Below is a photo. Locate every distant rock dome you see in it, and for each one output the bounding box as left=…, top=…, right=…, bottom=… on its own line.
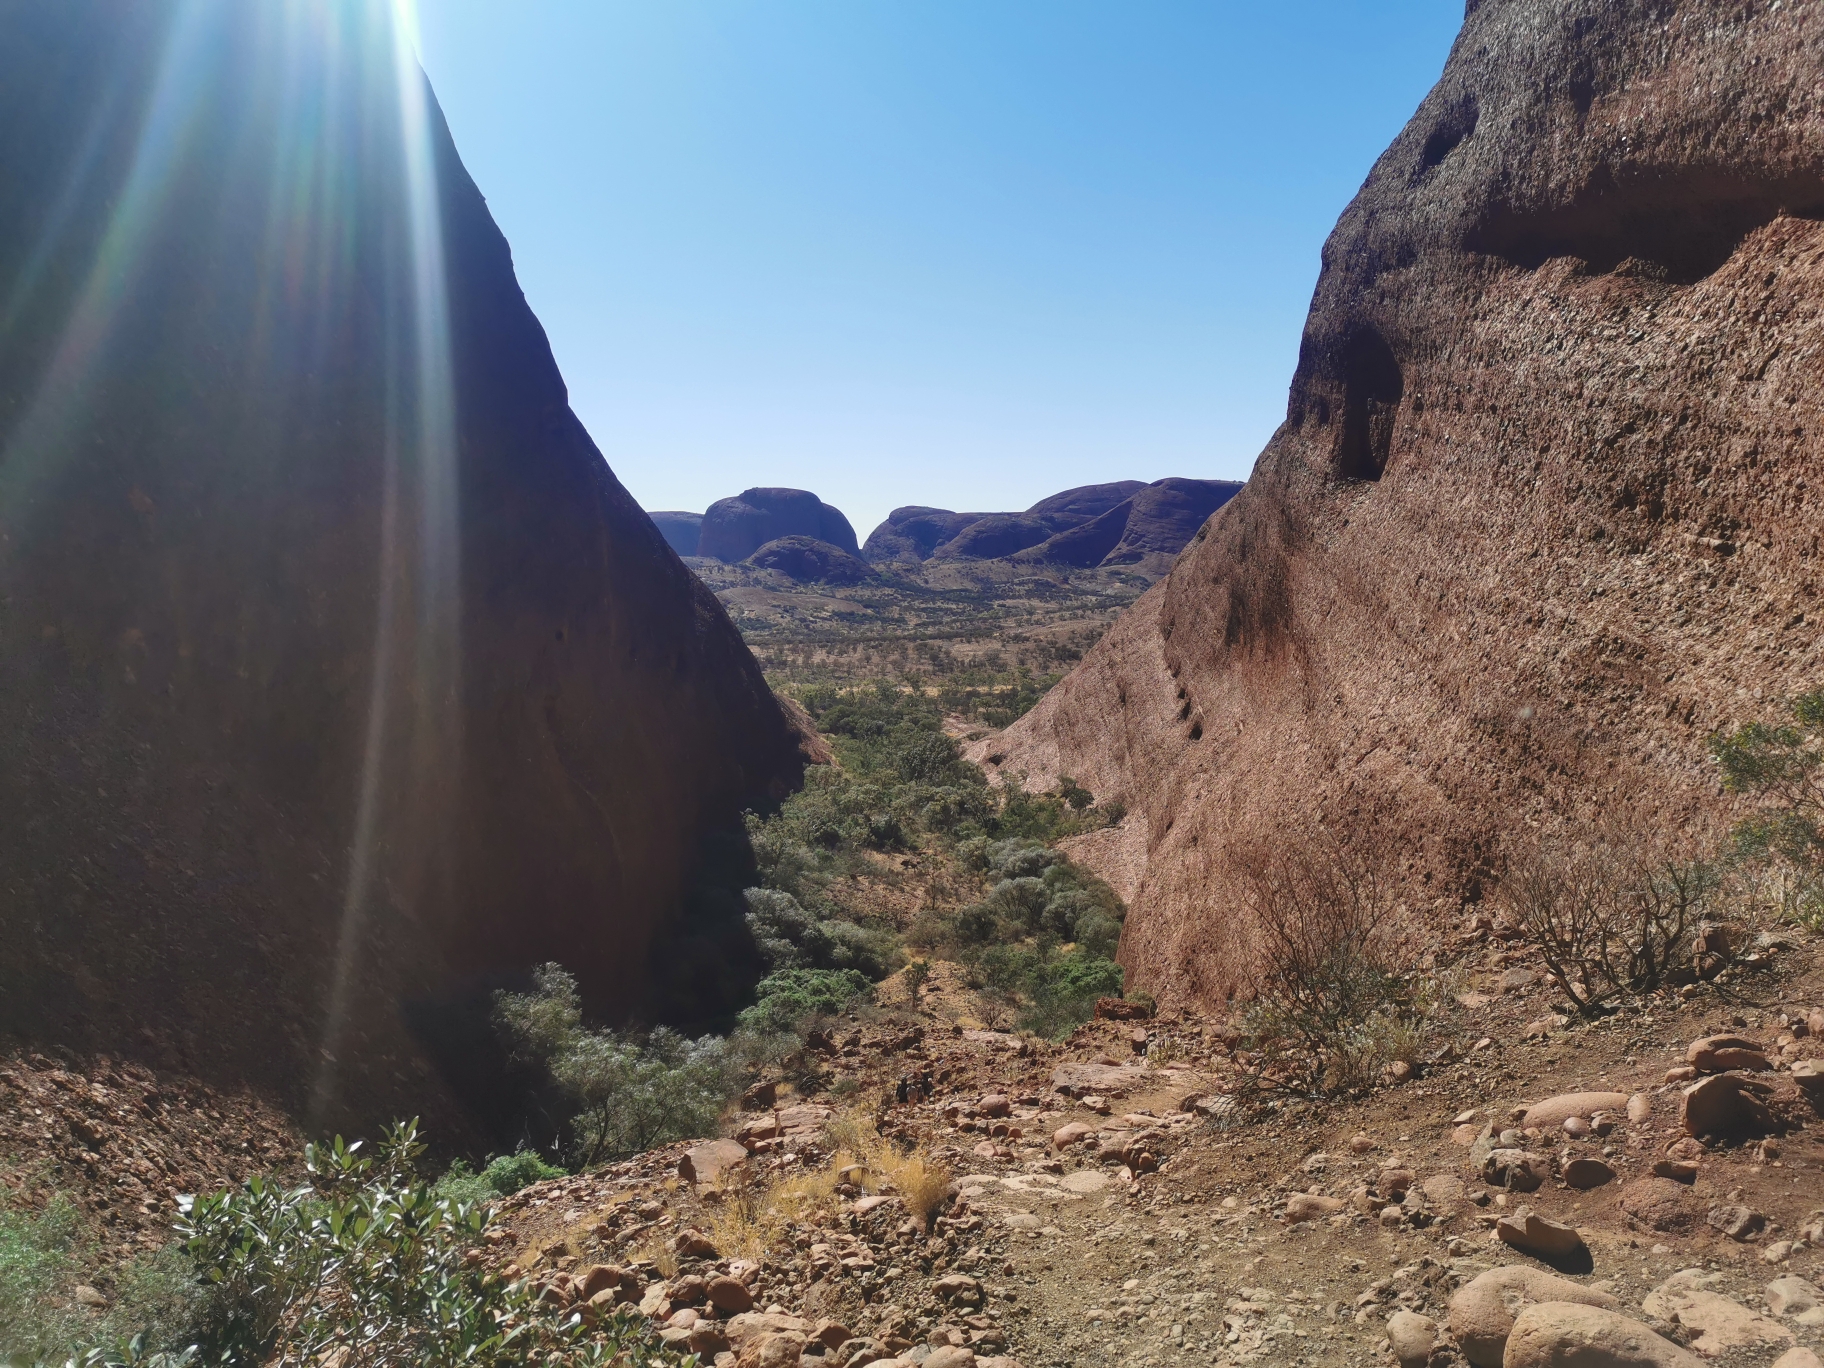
left=745, top=536, right=875, bottom=585
left=648, top=511, right=702, bottom=557
left=698, top=488, right=858, bottom=562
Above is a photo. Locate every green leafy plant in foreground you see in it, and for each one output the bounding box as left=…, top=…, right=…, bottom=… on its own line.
left=172, top=1120, right=691, bottom=1368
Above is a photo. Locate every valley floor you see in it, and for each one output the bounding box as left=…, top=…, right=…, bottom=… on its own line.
left=482, top=930, right=1824, bottom=1368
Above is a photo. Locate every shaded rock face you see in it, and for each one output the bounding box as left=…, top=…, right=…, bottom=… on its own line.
left=977, top=0, right=1824, bottom=1009
left=698, top=488, right=859, bottom=562
left=0, top=1, right=808, bottom=1135
left=744, top=537, right=875, bottom=586
left=650, top=511, right=704, bottom=557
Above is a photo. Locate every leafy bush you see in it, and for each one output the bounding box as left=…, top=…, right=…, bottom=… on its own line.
left=737, top=968, right=873, bottom=1036
left=742, top=889, right=893, bottom=977
left=435, top=1150, right=567, bottom=1206
left=163, top=1121, right=689, bottom=1368
left=1711, top=689, right=1824, bottom=928
left=931, top=854, right=1124, bottom=956
left=1019, top=952, right=1126, bottom=1039
left=985, top=839, right=1060, bottom=879
left=496, top=965, right=735, bottom=1165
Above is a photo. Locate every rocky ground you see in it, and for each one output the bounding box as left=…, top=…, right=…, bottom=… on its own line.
left=0, top=1052, right=298, bottom=1267
left=472, top=923, right=1824, bottom=1368
left=2, top=866, right=1820, bottom=1368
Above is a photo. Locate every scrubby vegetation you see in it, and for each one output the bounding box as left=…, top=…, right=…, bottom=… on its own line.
left=433, top=1150, right=567, bottom=1206
left=3, top=1124, right=691, bottom=1368
left=1712, top=686, right=1824, bottom=932
left=495, top=966, right=736, bottom=1167
left=708, top=1110, right=952, bottom=1262
left=1228, top=828, right=1446, bottom=1098
left=1498, top=839, right=1718, bottom=1017
left=742, top=681, right=1132, bottom=1039
left=0, top=1200, right=210, bottom=1366
left=1484, top=688, right=1824, bottom=1023
left=904, top=835, right=1129, bottom=1037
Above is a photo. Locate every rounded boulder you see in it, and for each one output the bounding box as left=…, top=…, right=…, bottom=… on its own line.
left=1504, top=1301, right=1704, bottom=1368
left=1448, top=1266, right=1618, bottom=1368
left=1386, top=1309, right=1436, bottom=1368
left=1522, top=1093, right=1630, bottom=1129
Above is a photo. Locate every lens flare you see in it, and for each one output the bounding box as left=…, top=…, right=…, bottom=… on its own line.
left=311, top=0, right=462, bottom=1129
left=0, top=0, right=214, bottom=526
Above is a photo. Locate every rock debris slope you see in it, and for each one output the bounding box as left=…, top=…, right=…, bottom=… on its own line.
left=0, top=2, right=807, bottom=1134
left=976, top=0, right=1824, bottom=1008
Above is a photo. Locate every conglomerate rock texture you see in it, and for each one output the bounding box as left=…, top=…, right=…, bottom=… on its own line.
left=977, top=0, right=1824, bottom=1009
left=0, top=1, right=808, bottom=1136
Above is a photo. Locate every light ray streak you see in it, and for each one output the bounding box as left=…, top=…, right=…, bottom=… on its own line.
left=0, top=0, right=216, bottom=530
left=310, top=0, right=462, bottom=1127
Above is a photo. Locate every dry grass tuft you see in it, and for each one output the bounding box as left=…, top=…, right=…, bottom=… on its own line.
left=705, top=1107, right=953, bottom=1258
left=633, top=1235, right=680, bottom=1279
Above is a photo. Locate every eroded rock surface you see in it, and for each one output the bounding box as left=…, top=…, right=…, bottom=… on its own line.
left=973, top=0, right=1824, bottom=1009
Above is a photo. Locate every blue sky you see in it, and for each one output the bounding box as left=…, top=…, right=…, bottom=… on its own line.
left=414, top=2, right=1464, bottom=539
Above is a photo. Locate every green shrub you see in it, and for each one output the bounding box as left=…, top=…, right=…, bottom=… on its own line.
left=496, top=965, right=735, bottom=1166
left=435, top=1150, right=567, bottom=1207
left=742, top=889, right=893, bottom=977
left=986, top=839, right=1059, bottom=879
left=1019, top=953, right=1126, bottom=1039
left=1710, top=689, right=1824, bottom=928
left=737, top=968, right=873, bottom=1036
left=164, top=1121, right=689, bottom=1368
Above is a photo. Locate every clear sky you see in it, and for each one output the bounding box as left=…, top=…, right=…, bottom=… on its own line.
left=413, top=2, right=1465, bottom=540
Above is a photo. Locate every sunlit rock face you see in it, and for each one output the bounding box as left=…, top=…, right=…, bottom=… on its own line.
left=0, top=2, right=808, bottom=1136
left=981, top=0, right=1824, bottom=1010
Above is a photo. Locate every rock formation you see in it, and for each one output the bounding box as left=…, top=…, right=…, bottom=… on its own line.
left=1025, top=481, right=1148, bottom=531
left=977, top=0, right=1824, bottom=1009
left=931, top=513, right=1055, bottom=562
left=860, top=507, right=989, bottom=564
left=0, top=1, right=809, bottom=1135
left=698, top=488, right=859, bottom=562
left=1011, top=479, right=1243, bottom=571
left=745, top=536, right=875, bottom=586
left=862, top=478, right=1234, bottom=570
left=649, top=511, right=704, bottom=557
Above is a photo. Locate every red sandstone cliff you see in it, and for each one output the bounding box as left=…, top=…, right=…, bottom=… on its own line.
left=975, top=0, right=1824, bottom=1009
left=0, top=2, right=809, bottom=1136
